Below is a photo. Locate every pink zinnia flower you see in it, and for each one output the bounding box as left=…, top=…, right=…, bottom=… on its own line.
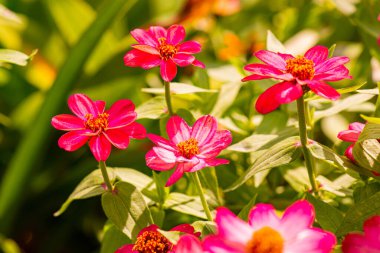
left=175, top=234, right=203, bottom=253
left=242, top=45, right=351, bottom=114
left=342, top=215, right=380, bottom=253
left=51, top=93, right=146, bottom=161
left=115, top=224, right=200, bottom=253
left=124, top=24, right=205, bottom=82
left=203, top=200, right=336, bottom=253
left=337, top=122, right=365, bottom=162
left=146, top=115, right=232, bottom=186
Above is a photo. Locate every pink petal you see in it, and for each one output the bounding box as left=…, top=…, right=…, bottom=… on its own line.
left=68, top=93, right=98, bottom=119
left=121, top=122, right=146, bottom=139
left=149, top=26, right=167, bottom=39
left=363, top=215, right=380, bottom=243
left=166, top=164, right=185, bottom=186
left=130, top=28, right=158, bottom=47
left=304, top=45, right=328, bottom=65
left=95, top=100, right=106, bottom=113
left=160, top=60, right=177, bottom=82
left=306, top=80, right=340, bottom=100
left=145, top=149, right=175, bottom=171
left=255, top=88, right=281, bottom=114
left=344, top=144, right=356, bottom=162
left=216, top=207, right=253, bottom=245
left=153, top=146, right=177, bottom=163
left=286, top=228, right=336, bottom=253
left=349, top=122, right=365, bottom=132
left=191, top=115, right=217, bottom=146
left=200, top=130, right=232, bottom=158
left=147, top=133, right=176, bottom=151
left=187, top=158, right=206, bottom=172
left=315, top=56, right=350, bottom=73
left=278, top=53, right=294, bottom=61
left=203, top=235, right=245, bottom=253
left=170, top=224, right=196, bottom=234
left=115, top=244, right=136, bottom=253
left=166, top=116, right=191, bottom=144
left=103, top=129, right=130, bottom=149
left=58, top=130, right=90, bottom=151
left=254, top=50, right=287, bottom=70
left=52, top=114, right=84, bottom=131
left=205, top=158, right=230, bottom=167
left=107, top=100, right=136, bottom=129
left=192, top=59, right=205, bottom=68
left=172, top=54, right=195, bottom=67
left=275, top=81, right=303, bottom=103
left=175, top=235, right=203, bottom=253
left=89, top=134, right=111, bottom=161
left=314, top=65, right=351, bottom=81
left=243, top=64, right=293, bottom=81
left=124, top=49, right=161, bottom=69
left=337, top=130, right=360, bottom=142
left=131, top=44, right=159, bottom=55
left=167, top=25, right=185, bottom=45
left=342, top=234, right=369, bottom=253
left=248, top=203, right=280, bottom=230
left=178, top=41, right=202, bottom=54
left=138, top=224, right=160, bottom=236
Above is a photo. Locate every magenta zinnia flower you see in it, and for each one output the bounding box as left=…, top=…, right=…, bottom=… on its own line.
left=175, top=234, right=203, bottom=253
left=203, top=200, right=336, bottom=253
left=242, top=45, right=351, bottom=114
left=337, top=122, right=365, bottom=162
left=146, top=115, right=232, bottom=186
left=51, top=93, right=146, bottom=161
left=115, top=224, right=200, bottom=253
left=342, top=215, right=380, bottom=253
left=124, top=24, right=205, bottom=82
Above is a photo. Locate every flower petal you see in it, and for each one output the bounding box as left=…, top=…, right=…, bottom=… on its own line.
left=254, top=50, right=287, bottom=70
left=342, top=234, right=368, bottom=253
left=115, top=244, right=137, bottom=253
left=337, top=130, right=360, bottom=142
left=286, top=228, right=336, bottom=253
left=172, top=54, right=195, bottom=67
left=149, top=26, right=167, bottom=39
left=200, top=130, right=232, bottom=158
left=204, top=158, right=230, bottom=167
left=178, top=41, right=202, bottom=54
left=121, top=122, right=146, bottom=139
left=58, top=130, right=90, bottom=151
left=192, top=59, right=205, bottom=68
left=146, top=149, right=175, bottom=171
left=304, top=45, right=328, bottom=65
left=175, top=235, right=203, bottom=253
left=191, top=115, right=217, bottom=146
left=147, top=133, right=176, bottom=151
left=349, top=122, right=365, bottom=132
left=248, top=203, right=280, bottom=230
left=364, top=216, right=380, bottom=244
left=203, top=235, right=245, bottom=253
left=170, top=224, right=196, bottom=234
left=153, top=147, right=177, bottom=163
left=160, top=60, right=177, bottom=82
left=306, top=80, right=340, bottom=100
left=315, top=56, right=350, bottom=73
left=344, top=144, right=355, bottom=162
left=95, top=100, right=106, bottom=113
left=243, top=64, right=293, bottom=81
left=89, top=134, right=111, bottom=161
left=167, top=25, right=185, bottom=45
left=124, top=49, right=161, bottom=69
left=52, top=114, right=84, bottom=131
left=131, top=44, right=159, bottom=55
left=68, top=93, right=98, bottom=119
left=313, top=65, right=351, bottom=81
left=275, top=81, right=303, bottom=103
left=166, top=116, right=191, bottom=144
left=103, top=129, right=130, bottom=149
left=166, top=164, right=185, bottom=186
left=130, top=28, right=158, bottom=47
left=107, top=100, right=137, bottom=129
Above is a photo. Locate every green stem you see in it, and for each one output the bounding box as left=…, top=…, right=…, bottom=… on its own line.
left=164, top=81, right=174, bottom=116
left=99, top=161, right=113, bottom=192
left=296, top=96, right=319, bottom=193
left=192, top=171, right=213, bottom=221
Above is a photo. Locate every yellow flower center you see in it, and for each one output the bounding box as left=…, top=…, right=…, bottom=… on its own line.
left=158, top=37, right=178, bottom=60
left=84, top=113, right=109, bottom=132
left=245, top=227, right=284, bottom=253
left=285, top=56, right=315, bottom=80
left=177, top=138, right=200, bottom=159
left=132, top=230, right=173, bottom=253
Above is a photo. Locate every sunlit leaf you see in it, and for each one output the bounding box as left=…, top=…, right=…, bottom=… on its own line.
left=100, top=221, right=130, bottom=253
left=163, top=192, right=208, bottom=219
left=142, top=82, right=218, bottom=95
left=0, top=49, right=36, bottom=67
left=191, top=221, right=216, bottom=236
left=266, top=30, right=286, bottom=52
left=136, top=96, right=167, bottom=119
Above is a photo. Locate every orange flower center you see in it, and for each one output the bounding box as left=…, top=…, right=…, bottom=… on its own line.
left=84, top=113, right=109, bottom=132
left=132, top=230, right=173, bottom=253
left=158, top=37, right=178, bottom=60
left=177, top=138, right=200, bottom=159
left=285, top=56, right=315, bottom=80
left=245, top=226, right=284, bottom=253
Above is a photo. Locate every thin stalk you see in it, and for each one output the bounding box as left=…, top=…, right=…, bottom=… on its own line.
left=192, top=171, right=213, bottom=221
left=164, top=81, right=174, bottom=116
left=297, top=96, right=319, bottom=193
left=99, top=161, right=113, bottom=192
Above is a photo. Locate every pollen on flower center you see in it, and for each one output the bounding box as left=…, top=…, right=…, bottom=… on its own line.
left=158, top=37, right=178, bottom=61
left=177, top=138, right=200, bottom=159
left=245, top=226, right=284, bottom=253
left=84, top=113, right=109, bottom=132
left=132, top=230, right=173, bottom=253
left=285, top=56, right=315, bottom=80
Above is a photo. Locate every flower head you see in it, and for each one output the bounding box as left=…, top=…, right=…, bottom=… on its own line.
left=146, top=115, right=232, bottom=186
left=115, top=224, right=200, bottom=253
left=203, top=200, right=336, bottom=253
left=174, top=234, right=203, bottom=253
left=51, top=93, right=146, bottom=161
left=342, top=215, right=380, bottom=253
left=337, top=122, right=365, bottom=162
left=242, top=45, right=351, bottom=114
left=124, top=24, right=205, bottom=82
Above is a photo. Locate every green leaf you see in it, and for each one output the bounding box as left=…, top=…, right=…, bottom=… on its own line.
left=328, top=44, right=336, bottom=58
left=136, top=96, right=167, bottom=119
left=163, top=192, right=208, bottom=219
left=255, top=111, right=289, bottom=134
left=100, top=222, right=130, bottom=253
left=199, top=167, right=222, bottom=206
left=152, top=171, right=170, bottom=205
left=266, top=30, right=286, bottom=52
left=336, top=191, right=380, bottom=236
left=361, top=115, right=380, bottom=124
left=142, top=82, right=218, bottom=95
left=226, top=136, right=301, bottom=192
left=282, top=165, right=310, bottom=192
left=336, top=81, right=366, bottom=94
left=210, top=81, right=243, bottom=117
left=238, top=194, right=257, bottom=220
left=191, top=221, right=216, bottom=236
left=306, top=194, right=344, bottom=233
left=102, top=181, right=153, bottom=240
left=157, top=230, right=181, bottom=244
left=353, top=182, right=380, bottom=203
left=0, top=49, right=36, bottom=66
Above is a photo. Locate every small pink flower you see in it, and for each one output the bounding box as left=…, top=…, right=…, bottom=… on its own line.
left=337, top=122, right=365, bottom=162
left=175, top=234, right=204, bottom=253
left=342, top=215, right=380, bottom=253
left=203, top=200, right=336, bottom=253
left=146, top=115, right=232, bottom=186
left=51, top=93, right=146, bottom=161
left=242, top=45, right=352, bottom=114
left=115, top=224, right=200, bottom=253
left=124, top=24, right=205, bottom=82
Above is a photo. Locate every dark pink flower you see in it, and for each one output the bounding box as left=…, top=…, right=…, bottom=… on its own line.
left=342, top=215, right=380, bottom=253
left=124, top=24, right=205, bottom=82
left=146, top=115, right=232, bottom=186
left=203, top=200, right=336, bottom=253
left=51, top=93, right=146, bottom=161
left=175, top=234, right=204, bottom=253
left=115, top=224, right=200, bottom=253
left=337, top=122, right=365, bottom=162
left=242, top=45, right=352, bottom=114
